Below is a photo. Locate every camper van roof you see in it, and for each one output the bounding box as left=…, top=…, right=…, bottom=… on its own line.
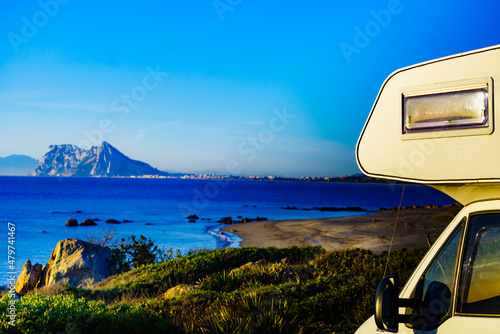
left=356, top=45, right=500, bottom=203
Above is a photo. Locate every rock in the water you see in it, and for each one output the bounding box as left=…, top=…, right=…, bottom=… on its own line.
left=186, top=215, right=199, bottom=220
left=80, top=219, right=98, bottom=226
left=105, top=219, right=121, bottom=224
left=15, top=260, right=43, bottom=296
left=65, top=218, right=78, bottom=226
left=217, top=216, right=232, bottom=224
left=38, top=238, right=112, bottom=288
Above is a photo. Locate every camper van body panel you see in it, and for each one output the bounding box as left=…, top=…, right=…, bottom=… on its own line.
left=356, top=45, right=500, bottom=184
left=431, top=183, right=500, bottom=205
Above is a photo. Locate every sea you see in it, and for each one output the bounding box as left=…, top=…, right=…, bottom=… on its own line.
left=0, top=176, right=455, bottom=285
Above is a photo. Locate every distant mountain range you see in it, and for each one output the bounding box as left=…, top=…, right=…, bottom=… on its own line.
left=0, top=155, right=39, bottom=176
left=29, top=142, right=168, bottom=177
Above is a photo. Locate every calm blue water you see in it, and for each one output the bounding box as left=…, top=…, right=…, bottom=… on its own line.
left=0, top=176, right=454, bottom=285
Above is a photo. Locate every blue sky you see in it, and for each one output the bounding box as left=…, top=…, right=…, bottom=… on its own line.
left=1, top=0, right=500, bottom=177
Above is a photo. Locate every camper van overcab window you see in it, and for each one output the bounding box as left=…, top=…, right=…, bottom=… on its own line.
left=355, top=45, right=500, bottom=333
left=403, top=83, right=489, bottom=133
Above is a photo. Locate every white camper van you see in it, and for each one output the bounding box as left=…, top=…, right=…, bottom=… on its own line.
left=355, top=45, right=500, bottom=333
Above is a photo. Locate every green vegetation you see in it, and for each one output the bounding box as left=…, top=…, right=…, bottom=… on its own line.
left=0, top=294, right=176, bottom=334
left=1, top=246, right=428, bottom=334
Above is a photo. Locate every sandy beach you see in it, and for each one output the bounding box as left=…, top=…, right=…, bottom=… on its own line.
left=221, top=205, right=461, bottom=253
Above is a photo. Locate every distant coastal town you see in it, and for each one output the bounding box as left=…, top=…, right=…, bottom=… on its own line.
left=131, top=173, right=392, bottom=184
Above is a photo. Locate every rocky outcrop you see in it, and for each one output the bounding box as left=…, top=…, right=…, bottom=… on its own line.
left=66, top=218, right=78, bottom=226
left=30, top=142, right=168, bottom=177
left=15, top=260, right=43, bottom=296
left=105, top=219, right=121, bottom=224
left=80, top=219, right=98, bottom=226
left=38, top=239, right=112, bottom=288
left=15, top=239, right=113, bottom=295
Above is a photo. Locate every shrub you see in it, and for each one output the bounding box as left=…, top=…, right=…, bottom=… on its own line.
left=196, top=294, right=309, bottom=334
left=116, top=235, right=161, bottom=271
left=0, top=294, right=177, bottom=334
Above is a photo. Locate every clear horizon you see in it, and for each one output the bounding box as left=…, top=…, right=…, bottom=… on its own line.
left=2, top=1, right=500, bottom=177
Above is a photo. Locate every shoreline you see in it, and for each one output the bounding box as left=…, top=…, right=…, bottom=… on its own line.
left=221, top=205, right=460, bottom=253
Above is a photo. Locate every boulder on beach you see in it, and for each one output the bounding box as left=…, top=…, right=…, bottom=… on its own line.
left=80, top=219, right=98, bottom=226
left=105, top=219, right=121, bottom=224
left=15, top=260, right=43, bottom=296
left=65, top=218, right=78, bottom=226
left=38, top=238, right=112, bottom=288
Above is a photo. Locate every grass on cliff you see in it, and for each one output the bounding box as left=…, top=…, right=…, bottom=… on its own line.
left=1, top=246, right=428, bottom=334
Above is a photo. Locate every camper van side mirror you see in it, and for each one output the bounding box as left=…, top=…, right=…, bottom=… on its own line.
left=375, top=276, right=417, bottom=333
left=375, top=276, right=400, bottom=332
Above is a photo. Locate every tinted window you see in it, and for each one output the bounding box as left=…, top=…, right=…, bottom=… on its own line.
left=458, top=213, right=500, bottom=315
left=407, top=223, right=463, bottom=330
